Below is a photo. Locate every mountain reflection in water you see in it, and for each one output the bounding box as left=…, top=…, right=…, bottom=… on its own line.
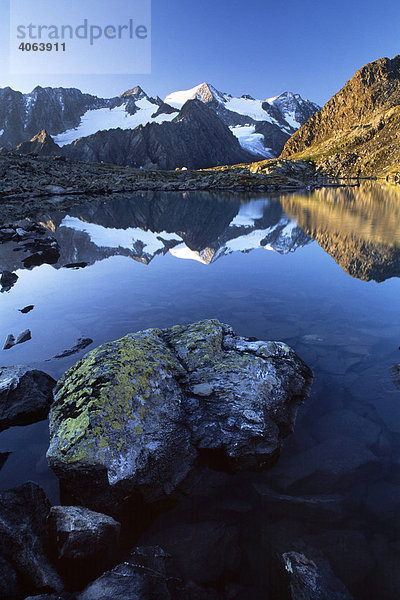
left=0, top=183, right=399, bottom=599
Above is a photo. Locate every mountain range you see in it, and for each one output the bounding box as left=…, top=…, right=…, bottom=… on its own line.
left=0, top=83, right=320, bottom=170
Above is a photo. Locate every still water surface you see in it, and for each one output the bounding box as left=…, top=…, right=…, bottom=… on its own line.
left=0, top=183, right=399, bottom=598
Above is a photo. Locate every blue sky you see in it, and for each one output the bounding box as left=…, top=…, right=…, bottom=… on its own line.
left=1, top=0, right=400, bottom=105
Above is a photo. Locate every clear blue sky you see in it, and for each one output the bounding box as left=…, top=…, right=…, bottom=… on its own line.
left=1, top=0, right=400, bottom=105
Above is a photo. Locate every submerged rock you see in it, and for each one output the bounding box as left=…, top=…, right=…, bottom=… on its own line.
left=47, top=506, right=120, bottom=585
left=391, top=364, right=400, bottom=389
left=47, top=319, right=312, bottom=514
left=0, top=482, right=63, bottom=596
left=0, top=365, right=56, bottom=432
left=77, top=546, right=170, bottom=600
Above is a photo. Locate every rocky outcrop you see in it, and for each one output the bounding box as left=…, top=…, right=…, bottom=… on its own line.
left=62, top=100, right=256, bottom=170
left=281, top=55, right=400, bottom=176
left=47, top=506, right=120, bottom=585
left=0, top=366, right=56, bottom=432
left=47, top=320, right=312, bottom=515
left=254, top=121, right=291, bottom=156
left=16, top=130, right=60, bottom=156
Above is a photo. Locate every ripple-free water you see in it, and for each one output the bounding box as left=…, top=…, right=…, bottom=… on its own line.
left=0, top=184, right=399, bottom=598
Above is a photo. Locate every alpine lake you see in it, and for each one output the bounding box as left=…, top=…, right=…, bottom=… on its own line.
left=0, top=182, right=399, bottom=599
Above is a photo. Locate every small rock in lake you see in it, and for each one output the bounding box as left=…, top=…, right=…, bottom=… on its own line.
left=16, top=329, right=32, bottom=344
left=0, top=270, right=18, bottom=292
left=19, top=304, right=34, bottom=314
left=0, top=452, right=10, bottom=471
left=3, top=334, right=16, bottom=350
left=54, top=338, right=93, bottom=359
left=0, top=365, right=56, bottom=432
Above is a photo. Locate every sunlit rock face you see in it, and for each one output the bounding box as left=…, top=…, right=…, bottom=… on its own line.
left=47, top=319, right=312, bottom=516
left=281, top=55, right=400, bottom=176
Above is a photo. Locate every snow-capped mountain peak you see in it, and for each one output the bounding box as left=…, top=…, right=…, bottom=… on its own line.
left=164, top=82, right=226, bottom=109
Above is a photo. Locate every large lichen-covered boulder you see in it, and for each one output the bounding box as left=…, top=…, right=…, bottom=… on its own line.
left=47, top=320, right=312, bottom=514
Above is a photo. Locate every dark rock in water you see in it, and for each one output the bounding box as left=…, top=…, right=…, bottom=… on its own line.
left=19, top=305, right=35, bottom=314
left=272, top=436, right=380, bottom=494
left=309, top=530, right=373, bottom=588
left=391, top=364, right=400, bottom=389
left=281, top=551, right=354, bottom=599
left=47, top=506, right=120, bottom=586
left=0, top=451, right=10, bottom=471
left=1, top=270, right=18, bottom=291
left=3, top=333, right=16, bottom=350
left=54, top=338, right=93, bottom=359
left=63, top=262, right=88, bottom=269
left=252, top=482, right=347, bottom=524
left=47, top=319, right=312, bottom=515
left=0, top=365, right=56, bottom=432
left=22, top=241, right=60, bottom=268
left=0, top=482, right=63, bottom=596
left=77, top=546, right=170, bottom=600
left=0, top=554, right=23, bottom=599
left=16, top=328, right=32, bottom=344
left=141, top=520, right=240, bottom=585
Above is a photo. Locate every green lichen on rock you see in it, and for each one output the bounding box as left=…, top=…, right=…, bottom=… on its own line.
left=47, top=319, right=313, bottom=512
left=48, top=329, right=185, bottom=472
left=163, top=319, right=229, bottom=371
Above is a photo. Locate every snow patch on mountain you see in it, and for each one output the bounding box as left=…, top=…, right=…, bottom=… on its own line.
left=224, top=96, right=275, bottom=124
left=230, top=125, right=273, bottom=158
left=54, top=98, right=176, bottom=146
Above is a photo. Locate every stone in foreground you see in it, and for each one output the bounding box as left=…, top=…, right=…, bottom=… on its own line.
left=77, top=547, right=170, bottom=600
left=47, top=320, right=312, bottom=513
left=47, top=506, right=120, bottom=585
left=0, top=482, right=63, bottom=596
left=0, top=366, right=56, bottom=432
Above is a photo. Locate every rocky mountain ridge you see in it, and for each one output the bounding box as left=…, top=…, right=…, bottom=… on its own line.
left=281, top=55, right=400, bottom=177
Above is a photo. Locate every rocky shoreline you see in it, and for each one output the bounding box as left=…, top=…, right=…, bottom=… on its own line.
left=0, top=153, right=325, bottom=224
